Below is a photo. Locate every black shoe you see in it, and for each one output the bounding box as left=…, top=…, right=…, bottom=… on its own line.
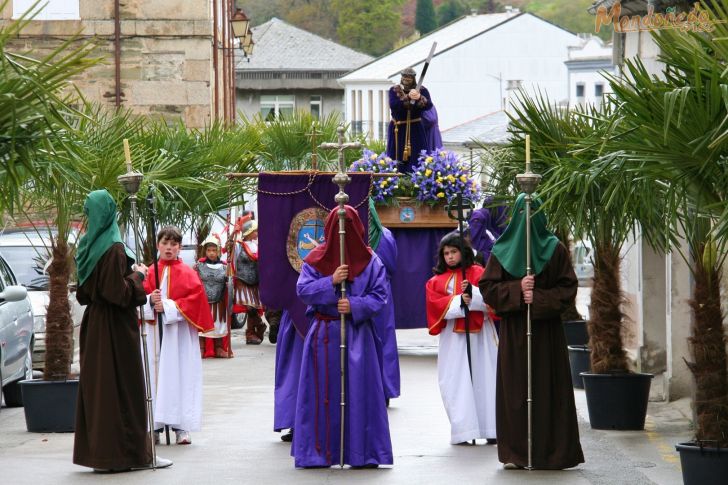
left=386, top=398, right=390, bottom=408
left=269, top=324, right=279, bottom=344
left=281, top=430, right=293, bottom=442
left=486, top=438, right=497, bottom=445
left=351, top=464, right=379, bottom=469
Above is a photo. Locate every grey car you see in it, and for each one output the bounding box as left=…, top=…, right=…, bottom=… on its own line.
left=0, top=253, right=34, bottom=408
left=0, top=229, right=83, bottom=371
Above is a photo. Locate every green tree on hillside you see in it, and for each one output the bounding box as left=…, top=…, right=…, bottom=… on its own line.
left=284, top=0, right=338, bottom=40
left=416, top=0, right=438, bottom=33
left=437, top=0, right=469, bottom=26
left=334, top=0, right=406, bottom=56
left=525, top=0, right=610, bottom=40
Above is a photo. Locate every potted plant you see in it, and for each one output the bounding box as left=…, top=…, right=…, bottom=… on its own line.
left=0, top=6, right=99, bottom=431
left=600, top=2, right=728, bottom=480
left=487, top=92, right=659, bottom=427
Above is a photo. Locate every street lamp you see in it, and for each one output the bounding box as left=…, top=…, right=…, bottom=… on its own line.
left=243, top=37, right=254, bottom=58
left=230, top=8, right=250, bottom=39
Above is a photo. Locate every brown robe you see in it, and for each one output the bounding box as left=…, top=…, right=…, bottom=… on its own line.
left=479, top=243, right=584, bottom=469
left=73, top=243, right=151, bottom=469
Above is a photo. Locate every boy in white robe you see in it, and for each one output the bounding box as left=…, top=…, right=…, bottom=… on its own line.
left=142, top=226, right=214, bottom=445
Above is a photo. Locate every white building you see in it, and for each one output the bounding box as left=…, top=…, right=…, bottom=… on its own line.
left=339, top=10, right=581, bottom=140
left=565, top=35, right=615, bottom=107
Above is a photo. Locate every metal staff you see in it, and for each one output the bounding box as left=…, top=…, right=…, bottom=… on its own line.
left=146, top=186, right=171, bottom=446
left=515, top=135, right=541, bottom=470
left=118, top=139, right=157, bottom=469
left=320, top=125, right=361, bottom=468
left=446, top=193, right=475, bottom=443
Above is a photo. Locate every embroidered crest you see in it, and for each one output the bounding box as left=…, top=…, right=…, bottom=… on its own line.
left=287, top=207, right=328, bottom=272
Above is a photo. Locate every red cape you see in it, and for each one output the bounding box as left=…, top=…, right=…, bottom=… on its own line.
left=425, top=264, right=485, bottom=336
left=144, top=259, right=214, bottom=332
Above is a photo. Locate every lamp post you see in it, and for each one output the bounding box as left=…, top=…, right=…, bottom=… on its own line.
left=226, top=7, right=252, bottom=122
left=230, top=8, right=250, bottom=39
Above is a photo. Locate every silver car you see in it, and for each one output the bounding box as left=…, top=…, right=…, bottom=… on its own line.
left=0, top=253, right=34, bottom=408
left=0, top=229, right=83, bottom=371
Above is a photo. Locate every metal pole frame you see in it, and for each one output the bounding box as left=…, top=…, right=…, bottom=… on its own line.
left=118, top=139, right=157, bottom=469
left=515, top=134, right=541, bottom=471
left=319, top=125, right=361, bottom=468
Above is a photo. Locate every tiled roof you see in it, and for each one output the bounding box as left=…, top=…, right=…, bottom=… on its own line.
left=340, top=12, right=521, bottom=82
left=236, top=17, right=372, bottom=71
left=441, top=110, right=511, bottom=146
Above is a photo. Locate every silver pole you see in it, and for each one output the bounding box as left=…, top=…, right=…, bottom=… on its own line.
left=320, top=125, right=361, bottom=468
left=118, top=139, right=157, bottom=469
left=515, top=135, right=541, bottom=471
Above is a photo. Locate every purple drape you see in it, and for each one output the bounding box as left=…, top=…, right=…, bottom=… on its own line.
left=389, top=227, right=451, bottom=329
left=258, top=173, right=372, bottom=336
left=422, top=105, right=442, bottom=152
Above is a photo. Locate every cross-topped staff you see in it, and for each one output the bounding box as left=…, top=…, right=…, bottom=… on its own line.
left=118, top=139, right=158, bottom=469
left=446, top=192, right=475, bottom=444
left=515, top=134, right=541, bottom=471
left=319, top=124, right=361, bottom=468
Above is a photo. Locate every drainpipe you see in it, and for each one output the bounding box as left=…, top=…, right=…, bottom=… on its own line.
left=213, top=0, right=219, bottom=119
left=114, top=0, right=121, bottom=107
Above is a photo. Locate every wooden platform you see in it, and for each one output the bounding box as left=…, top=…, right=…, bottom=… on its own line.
left=376, top=199, right=457, bottom=228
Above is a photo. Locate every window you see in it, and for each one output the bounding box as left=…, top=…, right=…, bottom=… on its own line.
left=595, top=83, right=604, bottom=98
left=260, top=95, right=295, bottom=120
left=575, top=83, right=585, bottom=98
left=310, top=95, right=322, bottom=120
left=13, top=0, right=79, bottom=20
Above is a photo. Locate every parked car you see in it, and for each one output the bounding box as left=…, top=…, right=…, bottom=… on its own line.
left=574, top=240, right=594, bottom=287
left=0, top=252, right=34, bottom=408
left=0, top=228, right=84, bottom=371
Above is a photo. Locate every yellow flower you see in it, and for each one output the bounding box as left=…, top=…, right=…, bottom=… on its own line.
left=425, top=169, right=432, bottom=177
left=447, top=174, right=456, bottom=183
left=380, top=180, right=388, bottom=187
left=370, top=154, right=377, bottom=160
left=437, top=192, right=445, bottom=198
left=436, top=177, right=443, bottom=184
left=460, top=175, right=468, bottom=183
left=379, top=160, right=386, bottom=165
left=426, top=156, right=433, bottom=164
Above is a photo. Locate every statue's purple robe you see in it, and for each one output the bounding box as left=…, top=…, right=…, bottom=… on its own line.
left=273, top=310, right=304, bottom=432
left=386, top=86, right=434, bottom=173
left=422, top=104, right=443, bottom=151
left=293, top=257, right=393, bottom=468
left=469, top=199, right=508, bottom=264
left=373, top=227, right=400, bottom=399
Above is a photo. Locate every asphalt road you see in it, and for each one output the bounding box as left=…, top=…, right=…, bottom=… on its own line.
left=0, top=328, right=687, bottom=484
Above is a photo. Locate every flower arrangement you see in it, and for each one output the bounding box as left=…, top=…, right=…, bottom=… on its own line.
left=410, top=149, right=481, bottom=204
left=349, top=149, right=400, bottom=203
left=350, top=148, right=481, bottom=206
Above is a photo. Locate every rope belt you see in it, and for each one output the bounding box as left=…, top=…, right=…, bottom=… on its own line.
left=390, top=118, right=422, bottom=125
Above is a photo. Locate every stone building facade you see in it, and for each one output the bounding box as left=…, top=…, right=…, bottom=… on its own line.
left=1, top=0, right=213, bottom=127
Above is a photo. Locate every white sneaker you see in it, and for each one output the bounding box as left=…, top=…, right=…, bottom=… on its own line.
left=175, top=430, right=191, bottom=445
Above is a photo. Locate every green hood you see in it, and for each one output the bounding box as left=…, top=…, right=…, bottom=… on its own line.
left=75, top=190, right=135, bottom=285
left=368, top=198, right=383, bottom=250
left=490, top=193, right=559, bottom=277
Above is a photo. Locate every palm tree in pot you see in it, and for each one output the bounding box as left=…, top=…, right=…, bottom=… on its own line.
left=486, top=92, right=667, bottom=427
left=600, top=1, right=728, bottom=479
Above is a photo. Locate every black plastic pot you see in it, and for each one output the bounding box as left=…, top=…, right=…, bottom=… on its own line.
left=567, top=345, right=591, bottom=389
left=20, top=379, right=78, bottom=432
left=581, top=372, right=653, bottom=430
left=676, top=442, right=728, bottom=485
left=563, top=320, right=589, bottom=346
